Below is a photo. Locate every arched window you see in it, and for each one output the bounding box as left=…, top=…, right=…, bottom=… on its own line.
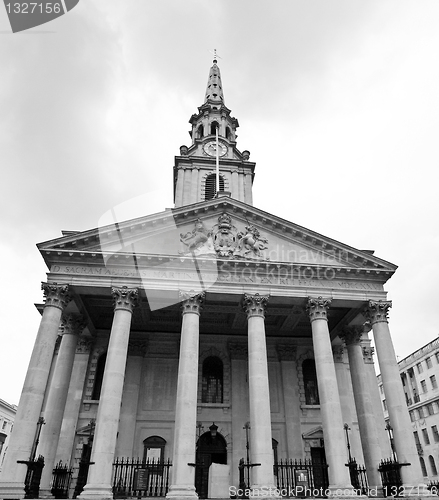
left=143, top=436, right=166, bottom=462
left=303, top=359, right=319, bottom=405
left=204, top=174, right=224, bottom=201
left=429, top=455, right=438, bottom=476
left=420, top=457, right=428, bottom=477
left=197, top=125, right=204, bottom=139
left=225, top=127, right=231, bottom=140
left=202, top=356, right=223, bottom=403
left=210, top=121, right=219, bottom=136
left=92, top=353, right=106, bottom=400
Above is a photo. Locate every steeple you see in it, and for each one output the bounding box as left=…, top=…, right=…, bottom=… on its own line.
left=204, top=56, right=225, bottom=104
left=173, top=58, right=256, bottom=208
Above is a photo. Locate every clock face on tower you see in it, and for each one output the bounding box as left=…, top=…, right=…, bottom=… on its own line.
left=203, top=140, right=228, bottom=157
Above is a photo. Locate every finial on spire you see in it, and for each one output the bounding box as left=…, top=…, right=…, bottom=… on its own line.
left=209, top=48, right=221, bottom=65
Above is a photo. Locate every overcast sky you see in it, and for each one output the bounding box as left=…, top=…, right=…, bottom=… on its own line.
left=1, top=0, right=438, bottom=405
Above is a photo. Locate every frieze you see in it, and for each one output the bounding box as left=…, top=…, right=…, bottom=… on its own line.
left=50, top=265, right=384, bottom=292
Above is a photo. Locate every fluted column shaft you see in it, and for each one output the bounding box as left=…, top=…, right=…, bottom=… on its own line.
left=366, top=301, right=425, bottom=489
left=341, top=326, right=383, bottom=492
left=79, top=287, right=138, bottom=500
left=167, top=292, right=204, bottom=500
left=39, top=314, right=84, bottom=497
left=243, top=294, right=276, bottom=491
left=307, top=297, right=352, bottom=493
left=0, top=283, right=70, bottom=500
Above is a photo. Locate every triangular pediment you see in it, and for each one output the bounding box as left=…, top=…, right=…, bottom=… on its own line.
left=302, top=426, right=324, bottom=440
left=38, top=197, right=396, bottom=281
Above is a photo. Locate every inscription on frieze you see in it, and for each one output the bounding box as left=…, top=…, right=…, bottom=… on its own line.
left=50, top=264, right=383, bottom=291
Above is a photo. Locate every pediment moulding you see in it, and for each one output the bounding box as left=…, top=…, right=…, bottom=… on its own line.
left=38, top=199, right=397, bottom=274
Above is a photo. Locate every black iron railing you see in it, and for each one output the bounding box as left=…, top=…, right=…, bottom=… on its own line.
left=17, top=455, right=45, bottom=499
left=345, top=458, right=368, bottom=495
left=112, top=458, right=172, bottom=498
left=51, top=460, right=73, bottom=499
left=428, top=481, right=439, bottom=495
left=273, top=459, right=329, bottom=497
left=378, top=458, right=407, bottom=497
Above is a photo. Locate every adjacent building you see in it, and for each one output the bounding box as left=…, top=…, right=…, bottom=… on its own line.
left=378, top=336, right=439, bottom=481
left=0, top=400, right=17, bottom=475
left=0, top=58, right=425, bottom=500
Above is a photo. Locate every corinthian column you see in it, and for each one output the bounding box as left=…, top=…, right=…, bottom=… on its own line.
left=366, top=301, right=426, bottom=490
left=39, top=313, right=85, bottom=498
left=306, top=297, right=352, bottom=494
left=79, top=286, right=138, bottom=500
left=243, top=293, right=276, bottom=492
left=340, top=325, right=382, bottom=493
left=0, top=283, right=70, bottom=500
left=167, top=291, right=204, bottom=500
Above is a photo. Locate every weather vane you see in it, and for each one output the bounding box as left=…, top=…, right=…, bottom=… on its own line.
left=209, top=48, right=222, bottom=63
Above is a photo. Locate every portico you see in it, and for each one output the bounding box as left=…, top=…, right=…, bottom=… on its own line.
left=0, top=56, right=423, bottom=500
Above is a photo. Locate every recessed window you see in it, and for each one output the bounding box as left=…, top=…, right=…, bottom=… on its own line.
left=417, top=362, right=423, bottom=374
left=420, top=457, right=428, bottom=477
left=303, top=359, right=319, bottom=405
left=204, top=174, right=224, bottom=201
left=202, top=356, right=223, bottom=403
left=421, top=380, right=427, bottom=393
left=426, top=357, right=433, bottom=369
left=432, top=425, right=439, bottom=442
left=431, top=375, right=438, bottom=389
left=430, top=455, right=438, bottom=476
left=422, top=428, right=430, bottom=445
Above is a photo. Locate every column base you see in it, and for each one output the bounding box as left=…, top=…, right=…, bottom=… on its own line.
left=0, top=482, right=26, bottom=499
left=327, top=485, right=362, bottom=497
left=38, top=488, right=55, bottom=498
left=77, top=483, right=113, bottom=500
left=166, top=484, right=198, bottom=500
left=249, top=484, right=281, bottom=498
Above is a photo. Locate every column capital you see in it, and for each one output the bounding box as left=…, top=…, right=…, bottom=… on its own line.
left=365, top=300, right=392, bottom=325
left=332, top=345, right=345, bottom=363
left=242, top=293, right=269, bottom=319
left=306, top=296, right=331, bottom=322
left=339, top=324, right=364, bottom=346
left=179, top=290, right=205, bottom=315
left=61, top=313, right=86, bottom=336
left=42, top=282, right=71, bottom=310
left=277, top=344, right=297, bottom=361
left=76, top=336, right=94, bottom=354
left=362, top=346, right=375, bottom=364
left=128, top=340, right=148, bottom=356
left=112, top=286, right=139, bottom=313
left=228, top=342, right=248, bottom=360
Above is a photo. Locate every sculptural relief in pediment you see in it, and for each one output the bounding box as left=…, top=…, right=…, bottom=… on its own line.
left=179, top=213, right=269, bottom=261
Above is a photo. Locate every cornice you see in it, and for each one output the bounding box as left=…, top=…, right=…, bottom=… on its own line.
left=38, top=198, right=397, bottom=281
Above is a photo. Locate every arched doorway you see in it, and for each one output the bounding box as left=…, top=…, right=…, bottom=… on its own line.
left=195, top=426, right=227, bottom=499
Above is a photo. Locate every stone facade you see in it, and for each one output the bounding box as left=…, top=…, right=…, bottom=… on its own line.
left=0, top=58, right=424, bottom=499
left=0, top=400, right=17, bottom=475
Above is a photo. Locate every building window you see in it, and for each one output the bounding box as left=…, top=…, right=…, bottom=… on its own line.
left=143, top=436, right=166, bottom=462
left=421, top=380, right=427, bottom=393
left=431, top=375, right=438, bottom=389
left=432, top=426, right=439, bottom=442
left=202, top=356, right=223, bottom=403
left=379, top=385, right=384, bottom=394
left=426, top=357, right=433, bottom=369
left=417, top=362, right=424, bottom=374
left=303, top=359, right=320, bottom=405
left=1, top=421, right=6, bottom=430
left=420, top=457, right=428, bottom=477
left=435, top=352, right=439, bottom=364
left=422, top=428, right=430, bottom=445
left=204, top=174, right=224, bottom=201
left=430, top=455, right=438, bottom=476
left=410, top=411, right=415, bottom=422
left=210, top=121, right=219, bottom=135
left=92, top=353, right=107, bottom=400
left=382, top=399, right=387, bottom=412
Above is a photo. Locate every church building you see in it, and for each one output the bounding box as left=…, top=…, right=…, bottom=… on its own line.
left=0, top=58, right=426, bottom=500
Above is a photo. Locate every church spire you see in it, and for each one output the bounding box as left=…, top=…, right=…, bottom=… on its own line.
left=204, top=52, right=225, bottom=104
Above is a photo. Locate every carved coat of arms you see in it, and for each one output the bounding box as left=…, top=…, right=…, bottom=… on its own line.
left=179, top=213, right=269, bottom=261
